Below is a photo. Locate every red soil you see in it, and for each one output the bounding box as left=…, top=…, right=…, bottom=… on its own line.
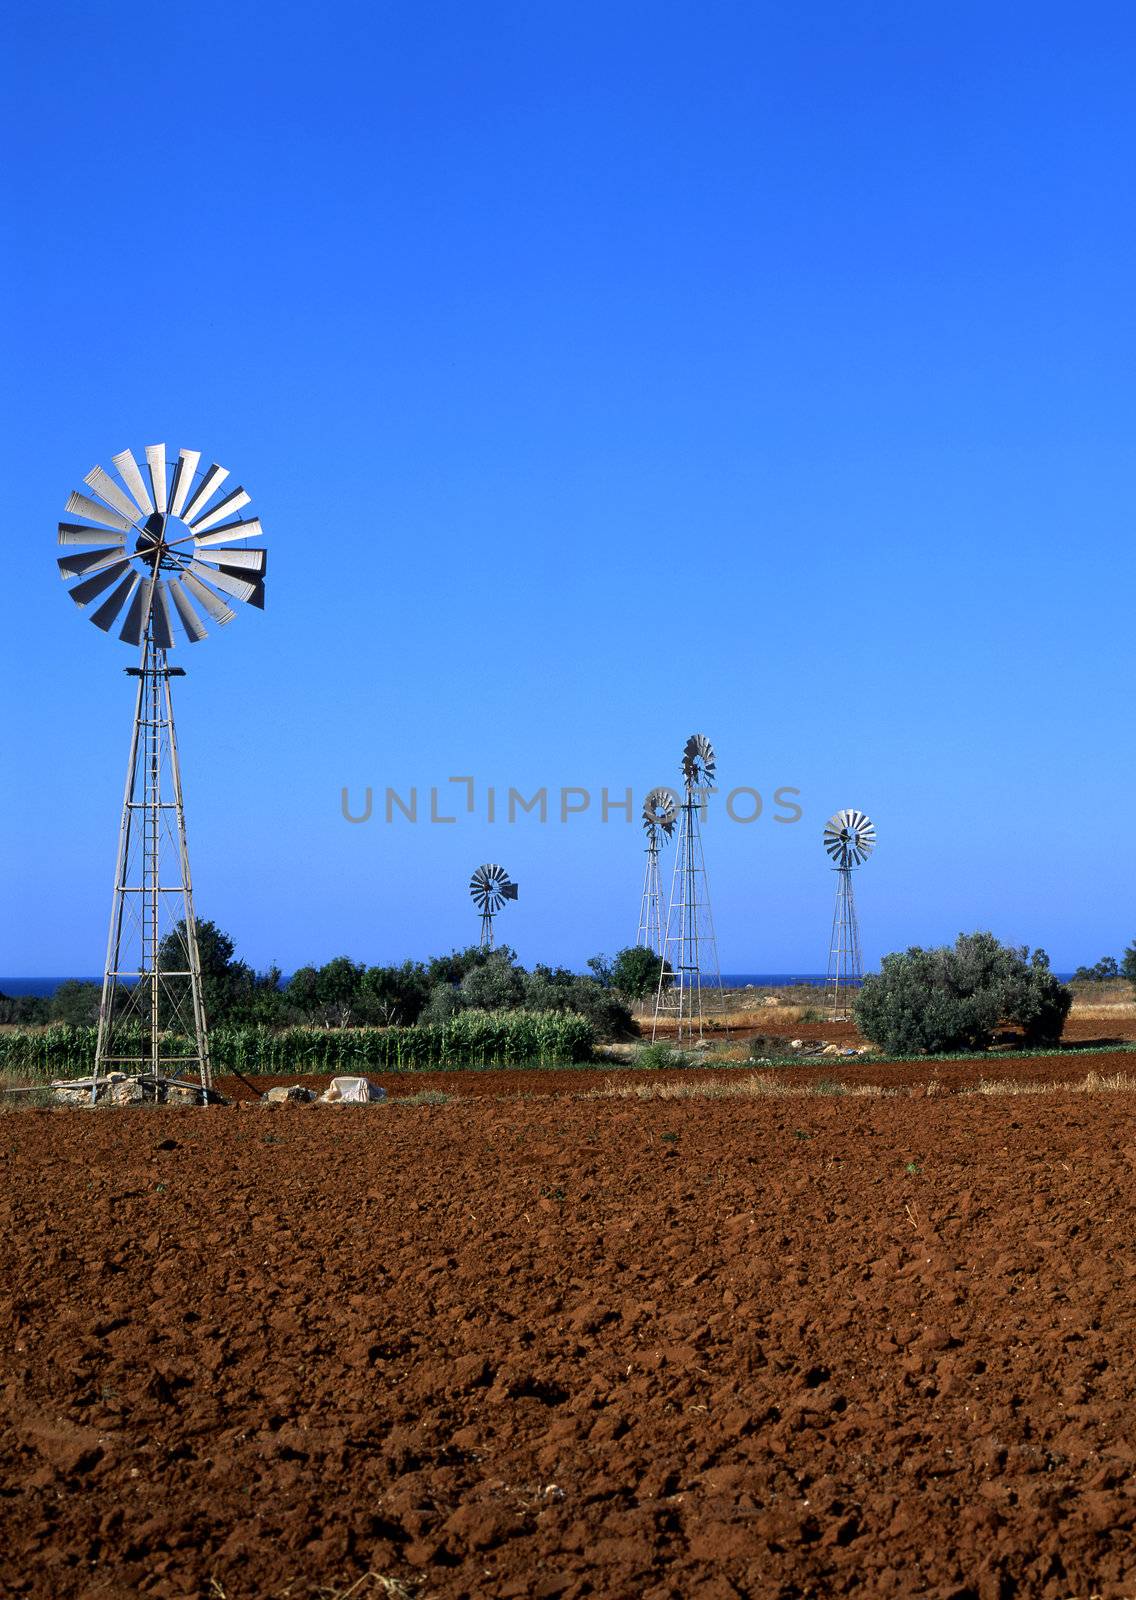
left=214, top=1045, right=1136, bottom=1102
left=3, top=1090, right=1136, bottom=1599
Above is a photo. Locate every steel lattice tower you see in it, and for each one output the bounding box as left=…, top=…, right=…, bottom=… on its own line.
left=95, top=635, right=211, bottom=1092
left=652, top=735, right=724, bottom=1042
left=822, top=809, right=876, bottom=1020
left=636, top=788, right=676, bottom=955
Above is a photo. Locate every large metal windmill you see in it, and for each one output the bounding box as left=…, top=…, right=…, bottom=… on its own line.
left=652, top=735, right=725, bottom=1042
left=637, top=787, right=676, bottom=955
left=57, top=446, right=266, bottom=1101
left=823, top=808, right=876, bottom=1020
left=470, top=864, right=518, bottom=949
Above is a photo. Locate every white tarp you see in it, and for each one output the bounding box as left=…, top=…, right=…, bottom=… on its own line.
left=319, top=1076, right=387, bottom=1104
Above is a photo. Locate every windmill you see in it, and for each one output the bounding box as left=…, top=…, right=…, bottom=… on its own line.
left=823, top=809, right=876, bottom=1020
left=470, top=864, right=518, bottom=949
left=637, top=787, right=676, bottom=955
left=652, top=735, right=725, bottom=1042
left=57, top=445, right=266, bottom=1102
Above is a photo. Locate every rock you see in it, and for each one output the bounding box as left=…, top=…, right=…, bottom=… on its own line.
left=265, top=1084, right=315, bottom=1104
left=319, top=1076, right=387, bottom=1103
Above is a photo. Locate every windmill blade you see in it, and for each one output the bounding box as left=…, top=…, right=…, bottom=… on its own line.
left=180, top=568, right=236, bottom=624
left=67, top=561, right=132, bottom=608
left=169, top=449, right=201, bottom=516
left=189, top=487, right=251, bottom=533
left=167, top=577, right=209, bottom=642
left=215, top=566, right=266, bottom=597
left=119, top=577, right=155, bottom=645
left=194, top=545, right=266, bottom=572
left=89, top=572, right=140, bottom=631
left=58, top=523, right=125, bottom=547
left=187, top=560, right=259, bottom=603
left=64, top=492, right=134, bottom=533
left=146, top=444, right=168, bottom=513
left=181, top=464, right=230, bottom=526
left=58, top=546, right=129, bottom=579
left=151, top=581, right=176, bottom=649
left=111, top=449, right=155, bottom=516
left=192, top=517, right=262, bottom=547
left=84, top=464, right=143, bottom=525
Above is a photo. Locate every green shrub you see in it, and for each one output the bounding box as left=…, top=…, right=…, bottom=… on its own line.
left=635, top=1041, right=689, bottom=1071
left=609, top=947, right=671, bottom=1002
left=854, top=932, right=1072, bottom=1056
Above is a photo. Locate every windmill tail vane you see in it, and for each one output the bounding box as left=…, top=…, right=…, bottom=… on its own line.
left=58, top=444, right=267, bottom=1105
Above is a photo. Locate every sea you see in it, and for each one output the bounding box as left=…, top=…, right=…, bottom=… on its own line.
left=4, top=972, right=833, bottom=998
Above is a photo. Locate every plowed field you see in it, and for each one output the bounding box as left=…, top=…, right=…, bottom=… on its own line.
left=3, top=1083, right=1136, bottom=1599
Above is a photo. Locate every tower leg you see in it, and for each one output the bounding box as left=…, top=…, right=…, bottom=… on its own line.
left=824, top=867, right=863, bottom=1022
left=164, top=670, right=211, bottom=1095
left=637, top=844, right=664, bottom=954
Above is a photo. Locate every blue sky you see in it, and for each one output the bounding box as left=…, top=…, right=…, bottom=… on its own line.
left=2, top=1, right=1134, bottom=976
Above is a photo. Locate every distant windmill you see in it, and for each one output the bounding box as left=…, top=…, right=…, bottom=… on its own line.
left=823, top=809, right=876, bottom=1020
left=652, top=735, right=724, bottom=1042
left=56, top=444, right=267, bottom=1102
left=469, top=864, right=518, bottom=949
left=637, top=788, right=676, bottom=955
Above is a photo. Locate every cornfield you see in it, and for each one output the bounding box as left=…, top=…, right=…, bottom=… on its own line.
left=0, top=1011, right=595, bottom=1081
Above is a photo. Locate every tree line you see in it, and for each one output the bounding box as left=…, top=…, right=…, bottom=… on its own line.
left=0, top=926, right=669, bottom=1043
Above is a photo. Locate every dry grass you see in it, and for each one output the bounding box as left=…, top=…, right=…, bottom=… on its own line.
left=965, top=1071, right=1136, bottom=1096
left=588, top=1069, right=1136, bottom=1104
left=585, top=1073, right=893, bottom=1102
left=647, top=1006, right=815, bottom=1034
left=1068, top=980, right=1135, bottom=1019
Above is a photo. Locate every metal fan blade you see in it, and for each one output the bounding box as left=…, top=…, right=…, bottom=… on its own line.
left=193, top=545, right=266, bottom=572
left=189, top=487, right=252, bottom=533
left=151, top=581, right=176, bottom=649
left=180, top=568, right=236, bottom=625
left=168, top=578, right=208, bottom=642
left=58, top=523, right=126, bottom=547
left=181, top=464, right=230, bottom=526
left=243, top=577, right=265, bottom=610
left=58, top=546, right=129, bottom=579
left=191, top=516, right=262, bottom=547
left=119, top=577, right=155, bottom=645
left=111, top=449, right=155, bottom=515
left=84, top=464, right=143, bottom=525
left=67, top=561, right=131, bottom=608
left=64, top=491, right=134, bottom=532
left=146, top=444, right=168, bottom=513
left=89, top=572, right=139, bottom=631
left=186, top=560, right=258, bottom=603
left=169, top=449, right=202, bottom=516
